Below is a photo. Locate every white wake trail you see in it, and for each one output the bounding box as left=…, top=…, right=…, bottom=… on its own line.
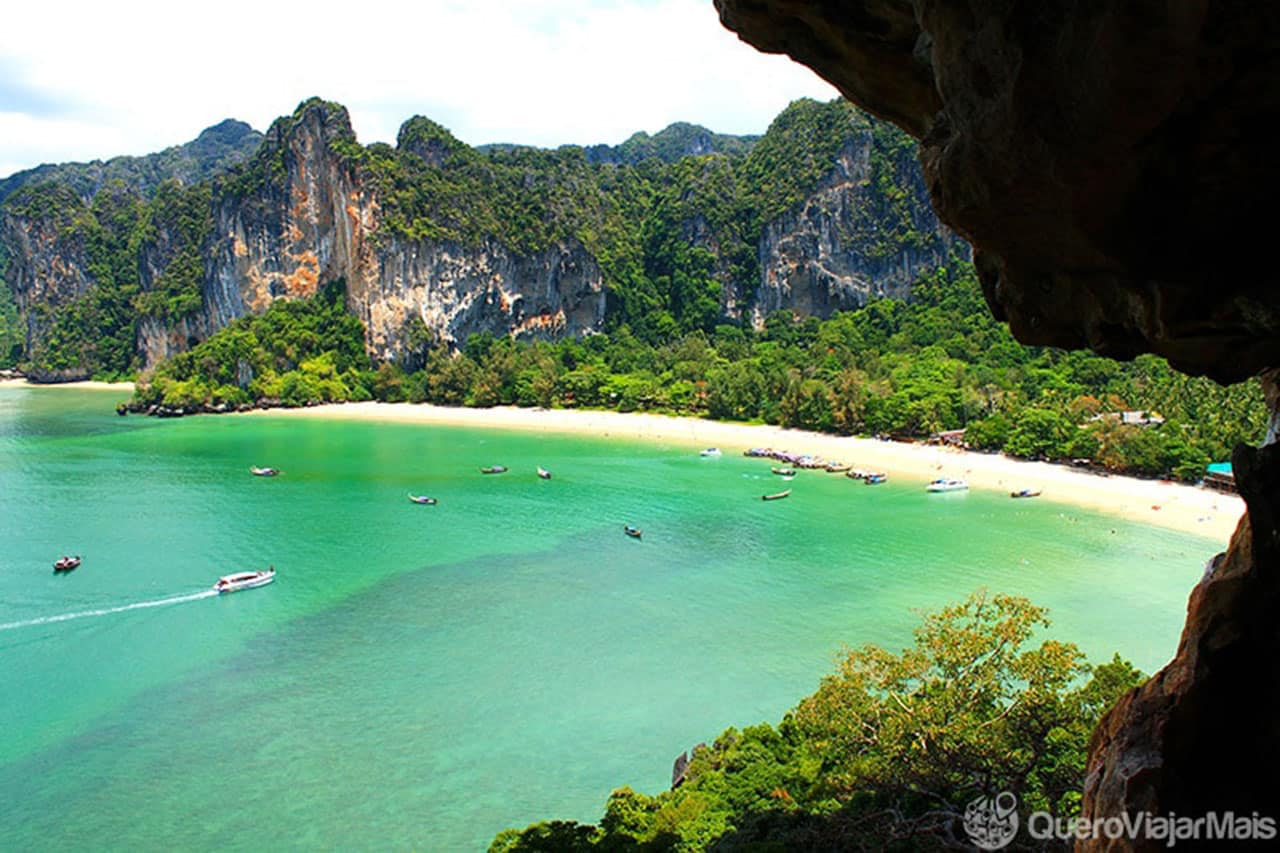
left=0, top=589, right=218, bottom=632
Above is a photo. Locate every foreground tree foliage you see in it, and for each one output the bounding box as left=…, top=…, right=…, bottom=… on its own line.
left=131, top=262, right=1265, bottom=483
left=489, top=592, right=1143, bottom=852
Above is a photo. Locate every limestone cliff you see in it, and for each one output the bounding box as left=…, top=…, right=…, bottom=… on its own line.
left=752, top=127, right=963, bottom=322
left=0, top=97, right=958, bottom=376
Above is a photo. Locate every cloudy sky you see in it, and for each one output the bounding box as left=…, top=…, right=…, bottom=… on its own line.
left=0, top=0, right=838, bottom=179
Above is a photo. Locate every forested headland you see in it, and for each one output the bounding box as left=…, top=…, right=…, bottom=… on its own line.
left=130, top=261, right=1264, bottom=483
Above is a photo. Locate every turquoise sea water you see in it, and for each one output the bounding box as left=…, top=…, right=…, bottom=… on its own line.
left=0, top=388, right=1225, bottom=850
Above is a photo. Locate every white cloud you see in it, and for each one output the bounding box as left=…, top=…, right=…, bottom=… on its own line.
left=0, top=0, right=839, bottom=177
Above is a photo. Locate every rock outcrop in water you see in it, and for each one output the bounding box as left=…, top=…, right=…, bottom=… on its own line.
left=0, top=97, right=963, bottom=377
left=715, top=0, right=1280, bottom=842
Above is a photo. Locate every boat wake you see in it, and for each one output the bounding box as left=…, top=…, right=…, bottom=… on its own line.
left=0, top=589, right=219, bottom=632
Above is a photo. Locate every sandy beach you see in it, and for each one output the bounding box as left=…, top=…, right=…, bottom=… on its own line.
left=242, top=401, right=1245, bottom=542
left=0, top=378, right=135, bottom=391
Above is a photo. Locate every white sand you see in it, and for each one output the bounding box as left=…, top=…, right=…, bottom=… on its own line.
left=0, top=378, right=135, bottom=391
left=241, top=402, right=1245, bottom=542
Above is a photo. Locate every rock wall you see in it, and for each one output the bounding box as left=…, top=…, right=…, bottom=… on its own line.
left=1, top=98, right=960, bottom=372
left=133, top=102, right=608, bottom=369
left=752, top=131, right=963, bottom=322
left=1, top=205, right=94, bottom=380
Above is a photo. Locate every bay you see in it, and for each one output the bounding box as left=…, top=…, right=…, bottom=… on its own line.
left=0, top=388, right=1220, bottom=850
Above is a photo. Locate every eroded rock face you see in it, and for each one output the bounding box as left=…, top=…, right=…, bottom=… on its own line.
left=716, top=0, right=1280, bottom=383
left=135, top=102, right=608, bottom=368
left=753, top=129, right=963, bottom=322
left=2, top=205, right=93, bottom=379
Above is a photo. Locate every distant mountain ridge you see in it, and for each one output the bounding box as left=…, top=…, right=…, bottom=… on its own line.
left=0, top=119, right=264, bottom=204
left=479, top=122, right=759, bottom=165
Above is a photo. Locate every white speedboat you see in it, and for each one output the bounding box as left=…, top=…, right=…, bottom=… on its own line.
left=214, top=568, right=276, bottom=593
left=926, top=478, right=969, bottom=493
left=700, top=447, right=722, bottom=457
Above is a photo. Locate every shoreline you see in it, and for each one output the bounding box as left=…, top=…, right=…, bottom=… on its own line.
left=0, top=378, right=136, bottom=391
left=239, top=401, right=1244, bottom=542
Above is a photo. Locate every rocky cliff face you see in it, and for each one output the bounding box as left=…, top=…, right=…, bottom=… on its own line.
left=752, top=130, right=963, bottom=322
left=0, top=97, right=959, bottom=374
left=1, top=190, right=95, bottom=379
left=200, top=103, right=609, bottom=368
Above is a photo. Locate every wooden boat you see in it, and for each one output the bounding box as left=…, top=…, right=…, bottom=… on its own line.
left=480, top=466, right=508, bottom=474
left=250, top=466, right=279, bottom=477
left=761, top=489, right=792, bottom=501
left=1010, top=488, right=1042, bottom=499
left=865, top=473, right=887, bottom=485
left=825, top=462, right=851, bottom=473
left=53, top=555, right=81, bottom=573
left=771, top=467, right=796, bottom=476
left=213, top=568, right=275, bottom=593
left=926, top=478, right=969, bottom=493
left=537, top=467, right=552, bottom=479
left=408, top=494, right=438, bottom=505
left=624, top=525, right=643, bottom=539
left=846, top=469, right=868, bottom=480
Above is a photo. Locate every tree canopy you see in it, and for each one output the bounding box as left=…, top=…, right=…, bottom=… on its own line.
left=490, top=592, right=1144, bottom=852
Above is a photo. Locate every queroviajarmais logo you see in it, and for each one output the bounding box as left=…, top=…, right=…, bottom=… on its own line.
left=964, top=791, right=1019, bottom=850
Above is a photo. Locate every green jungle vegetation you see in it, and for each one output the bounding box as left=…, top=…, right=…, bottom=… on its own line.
left=0, top=178, right=216, bottom=378
left=0, top=243, right=20, bottom=366
left=0, top=118, right=261, bottom=205
left=5, top=96, right=1264, bottom=476
left=489, top=591, right=1145, bottom=852
left=134, top=262, right=1263, bottom=483
left=1, top=97, right=932, bottom=375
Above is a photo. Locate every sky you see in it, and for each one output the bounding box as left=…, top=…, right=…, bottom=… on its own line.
left=0, top=0, right=839, bottom=179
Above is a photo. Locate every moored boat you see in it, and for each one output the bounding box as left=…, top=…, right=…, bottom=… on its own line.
left=250, top=466, right=279, bottom=477
left=825, top=462, right=850, bottom=473
left=926, top=478, right=969, bottom=493
left=865, top=473, right=887, bottom=485
left=53, top=555, right=81, bottom=573
left=699, top=448, right=722, bottom=457
left=213, top=568, right=275, bottom=593
left=771, top=466, right=796, bottom=476
left=408, top=494, right=438, bottom=505
left=537, top=467, right=552, bottom=479
left=846, top=469, right=868, bottom=480
left=480, top=466, right=508, bottom=474
left=624, top=525, right=643, bottom=539
left=1010, top=488, right=1042, bottom=498
left=762, top=489, right=792, bottom=501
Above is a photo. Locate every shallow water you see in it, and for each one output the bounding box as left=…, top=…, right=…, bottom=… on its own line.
left=0, top=388, right=1222, bottom=849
